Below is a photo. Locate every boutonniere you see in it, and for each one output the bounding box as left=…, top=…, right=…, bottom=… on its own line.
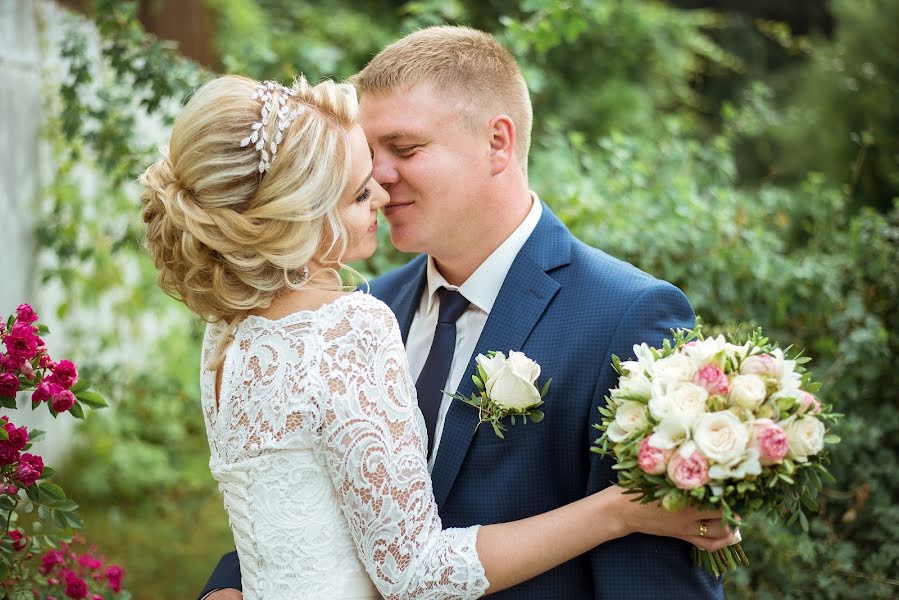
left=447, top=351, right=550, bottom=439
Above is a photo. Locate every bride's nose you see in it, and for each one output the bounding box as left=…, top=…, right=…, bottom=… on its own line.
left=371, top=180, right=389, bottom=211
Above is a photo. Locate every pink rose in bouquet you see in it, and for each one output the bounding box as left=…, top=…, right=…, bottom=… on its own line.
left=637, top=438, right=672, bottom=475
left=692, top=364, right=729, bottom=397
left=750, top=419, right=789, bottom=466
left=666, top=449, right=711, bottom=490
left=798, top=392, right=822, bottom=415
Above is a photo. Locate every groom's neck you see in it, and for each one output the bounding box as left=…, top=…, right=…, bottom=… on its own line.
left=431, top=187, right=533, bottom=287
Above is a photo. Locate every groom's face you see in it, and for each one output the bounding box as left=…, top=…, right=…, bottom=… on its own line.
left=360, top=83, right=491, bottom=259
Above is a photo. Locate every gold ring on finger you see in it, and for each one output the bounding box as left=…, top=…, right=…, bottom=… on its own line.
left=698, top=520, right=709, bottom=537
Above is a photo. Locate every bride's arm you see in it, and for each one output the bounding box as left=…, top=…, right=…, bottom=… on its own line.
left=320, top=297, right=735, bottom=599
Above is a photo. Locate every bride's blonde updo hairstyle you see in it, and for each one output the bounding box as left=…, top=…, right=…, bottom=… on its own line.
left=139, top=75, right=359, bottom=368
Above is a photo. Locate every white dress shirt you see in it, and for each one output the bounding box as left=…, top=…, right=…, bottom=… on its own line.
left=406, top=194, right=543, bottom=469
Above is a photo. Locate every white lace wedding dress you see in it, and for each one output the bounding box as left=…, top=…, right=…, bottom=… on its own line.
left=200, top=292, right=489, bottom=599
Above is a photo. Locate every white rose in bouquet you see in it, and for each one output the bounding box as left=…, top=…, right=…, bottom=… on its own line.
left=607, top=401, right=649, bottom=443
left=693, top=410, right=750, bottom=465
left=611, top=372, right=652, bottom=404
left=781, top=415, right=826, bottom=463
left=478, top=351, right=542, bottom=411
left=728, top=374, right=768, bottom=411
left=649, top=381, right=708, bottom=422
left=650, top=354, right=696, bottom=383
left=708, top=448, right=762, bottom=480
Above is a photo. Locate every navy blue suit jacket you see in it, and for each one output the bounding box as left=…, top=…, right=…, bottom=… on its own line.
left=201, top=205, right=723, bottom=599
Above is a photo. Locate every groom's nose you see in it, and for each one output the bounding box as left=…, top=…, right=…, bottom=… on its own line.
left=372, top=153, right=399, bottom=188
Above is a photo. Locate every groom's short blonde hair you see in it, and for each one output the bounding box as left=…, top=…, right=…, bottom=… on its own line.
left=352, top=26, right=532, bottom=175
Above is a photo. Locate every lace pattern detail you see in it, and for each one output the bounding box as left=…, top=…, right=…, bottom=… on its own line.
left=201, top=292, right=488, bottom=599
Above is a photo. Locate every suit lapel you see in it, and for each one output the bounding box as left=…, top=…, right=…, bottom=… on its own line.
left=430, top=205, right=572, bottom=507
left=384, top=256, right=427, bottom=344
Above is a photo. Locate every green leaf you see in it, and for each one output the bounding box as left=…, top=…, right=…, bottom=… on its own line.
left=472, top=375, right=484, bottom=390
left=39, top=483, right=66, bottom=500
left=540, top=377, right=552, bottom=398
left=24, top=485, right=39, bottom=502
left=62, top=511, right=83, bottom=529
left=69, top=380, right=89, bottom=393
left=798, top=510, right=809, bottom=532
left=491, top=421, right=505, bottom=439
left=529, top=409, right=544, bottom=423
left=0, top=496, right=16, bottom=511
left=76, top=390, right=108, bottom=408
left=823, top=435, right=841, bottom=444
left=0, top=397, right=16, bottom=410
left=68, top=401, right=85, bottom=419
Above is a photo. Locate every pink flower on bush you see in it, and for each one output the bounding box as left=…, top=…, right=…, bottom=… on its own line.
left=49, top=360, right=78, bottom=389
left=692, top=364, right=730, bottom=397
left=64, top=569, right=89, bottom=599
left=637, top=437, right=672, bottom=475
left=0, top=353, right=21, bottom=372
left=798, top=392, right=822, bottom=415
left=750, top=419, right=789, bottom=466
left=0, top=372, right=19, bottom=397
left=8, top=529, right=26, bottom=552
left=5, top=484, right=17, bottom=495
left=666, top=449, right=711, bottom=490
left=52, top=389, right=76, bottom=413
left=40, top=549, right=66, bottom=574
left=15, top=304, right=38, bottom=324
left=40, top=353, right=55, bottom=369
left=33, top=380, right=64, bottom=404
left=16, top=452, right=43, bottom=487
left=78, top=553, right=103, bottom=570
left=3, top=322, right=38, bottom=361
left=105, top=565, right=123, bottom=593
left=90, top=594, right=103, bottom=600
left=0, top=419, right=29, bottom=465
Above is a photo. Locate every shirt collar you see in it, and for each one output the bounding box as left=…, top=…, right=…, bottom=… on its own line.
left=424, top=193, right=543, bottom=315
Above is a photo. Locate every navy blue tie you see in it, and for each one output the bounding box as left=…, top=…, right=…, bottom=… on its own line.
left=415, top=288, right=470, bottom=456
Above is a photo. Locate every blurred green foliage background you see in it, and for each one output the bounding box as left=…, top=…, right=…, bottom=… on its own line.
left=35, top=0, right=898, bottom=597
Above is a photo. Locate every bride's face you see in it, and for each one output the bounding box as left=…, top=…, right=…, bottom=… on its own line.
left=339, top=125, right=389, bottom=263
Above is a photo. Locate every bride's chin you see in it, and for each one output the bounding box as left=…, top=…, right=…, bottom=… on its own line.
left=344, top=241, right=378, bottom=264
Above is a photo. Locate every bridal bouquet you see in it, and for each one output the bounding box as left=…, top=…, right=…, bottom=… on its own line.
left=592, top=324, right=840, bottom=577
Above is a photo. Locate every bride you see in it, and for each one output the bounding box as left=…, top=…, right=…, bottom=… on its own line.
left=139, top=75, right=736, bottom=599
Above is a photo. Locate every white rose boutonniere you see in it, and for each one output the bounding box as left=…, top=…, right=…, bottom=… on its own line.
left=448, top=350, right=550, bottom=438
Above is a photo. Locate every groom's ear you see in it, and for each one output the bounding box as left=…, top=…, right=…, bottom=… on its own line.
left=487, top=114, right=515, bottom=176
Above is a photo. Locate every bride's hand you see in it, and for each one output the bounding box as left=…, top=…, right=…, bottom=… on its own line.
left=607, top=485, right=740, bottom=552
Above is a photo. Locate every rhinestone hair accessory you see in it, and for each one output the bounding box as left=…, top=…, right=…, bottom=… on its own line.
left=240, top=81, right=302, bottom=174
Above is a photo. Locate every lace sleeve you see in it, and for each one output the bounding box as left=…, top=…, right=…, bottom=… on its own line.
left=318, top=295, right=489, bottom=600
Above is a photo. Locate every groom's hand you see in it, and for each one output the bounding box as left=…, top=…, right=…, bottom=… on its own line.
left=204, top=589, right=242, bottom=600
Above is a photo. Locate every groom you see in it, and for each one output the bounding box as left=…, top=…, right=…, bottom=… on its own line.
left=201, top=26, right=722, bottom=599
